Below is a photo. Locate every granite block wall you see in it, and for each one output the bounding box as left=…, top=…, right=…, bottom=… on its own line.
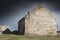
left=25, top=6, right=57, bottom=35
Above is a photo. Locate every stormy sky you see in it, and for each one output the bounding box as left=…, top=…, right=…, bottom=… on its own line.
left=0, top=0, right=60, bottom=31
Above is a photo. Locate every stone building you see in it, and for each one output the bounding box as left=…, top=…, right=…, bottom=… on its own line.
left=0, top=25, right=8, bottom=34
left=18, top=5, right=57, bottom=35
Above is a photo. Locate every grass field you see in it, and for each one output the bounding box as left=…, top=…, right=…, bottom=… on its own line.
left=0, top=34, right=60, bottom=40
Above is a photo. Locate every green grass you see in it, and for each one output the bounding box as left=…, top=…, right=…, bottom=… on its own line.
left=0, top=34, right=60, bottom=40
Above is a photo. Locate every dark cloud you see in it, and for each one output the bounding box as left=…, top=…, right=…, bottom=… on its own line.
left=0, top=0, right=60, bottom=20
left=48, top=0, right=60, bottom=11
left=0, top=0, right=60, bottom=13
left=0, top=0, right=60, bottom=31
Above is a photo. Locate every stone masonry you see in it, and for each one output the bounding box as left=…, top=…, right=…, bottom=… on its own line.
left=25, top=5, right=57, bottom=35
left=0, top=25, right=8, bottom=34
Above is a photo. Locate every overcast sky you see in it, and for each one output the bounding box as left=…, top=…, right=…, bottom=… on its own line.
left=0, top=0, right=60, bottom=31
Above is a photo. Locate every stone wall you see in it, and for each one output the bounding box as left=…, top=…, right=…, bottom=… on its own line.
left=25, top=6, right=57, bottom=35
left=18, top=17, right=25, bottom=35
left=0, top=25, right=8, bottom=34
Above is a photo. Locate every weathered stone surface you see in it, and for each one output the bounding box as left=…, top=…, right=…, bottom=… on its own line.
left=0, top=25, right=8, bottom=34
left=25, top=5, right=57, bottom=35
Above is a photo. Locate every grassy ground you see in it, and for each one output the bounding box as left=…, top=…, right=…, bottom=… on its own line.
left=0, top=34, right=60, bottom=40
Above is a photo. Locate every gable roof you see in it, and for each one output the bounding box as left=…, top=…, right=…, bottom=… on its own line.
left=18, top=5, right=55, bottom=22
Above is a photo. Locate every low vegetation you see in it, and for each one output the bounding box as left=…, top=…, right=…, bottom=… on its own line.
left=0, top=34, right=60, bottom=40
